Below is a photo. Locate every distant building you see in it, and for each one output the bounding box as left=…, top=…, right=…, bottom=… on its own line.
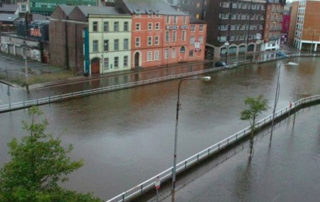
left=29, top=0, right=97, bottom=16
left=116, top=0, right=206, bottom=69
left=176, top=0, right=207, bottom=21
left=291, top=0, right=320, bottom=52
left=261, top=0, right=285, bottom=51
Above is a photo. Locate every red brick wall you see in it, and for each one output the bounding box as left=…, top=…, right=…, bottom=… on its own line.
left=302, top=1, right=320, bottom=41
left=131, top=14, right=206, bottom=69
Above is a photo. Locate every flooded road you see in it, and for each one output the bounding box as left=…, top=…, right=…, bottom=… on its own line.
left=0, top=57, right=320, bottom=199
left=166, top=105, right=320, bottom=202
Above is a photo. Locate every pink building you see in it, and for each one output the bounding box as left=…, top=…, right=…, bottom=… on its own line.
left=117, top=0, right=206, bottom=69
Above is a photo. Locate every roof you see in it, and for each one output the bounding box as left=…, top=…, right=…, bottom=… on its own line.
left=121, top=0, right=187, bottom=15
left=0, top=14, right=18, bottom=22
left=77, top=6, right=123, bottom=16
left=0, top=4, right=18, bottom=13
left=58, top=5, right=75, bottom=16
left=190, top=19, right=207, bottom=24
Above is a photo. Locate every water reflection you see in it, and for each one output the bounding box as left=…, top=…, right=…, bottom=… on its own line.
left=0, top=58, right=320, bottom=199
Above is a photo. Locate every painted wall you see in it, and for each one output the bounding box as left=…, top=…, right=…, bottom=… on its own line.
left=88, top=15, right=132, bottom=74
left=131, top=14, right=206, bottom=69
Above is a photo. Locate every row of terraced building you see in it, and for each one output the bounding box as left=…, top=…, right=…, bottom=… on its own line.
left=49, top=0, right=206, bottom=75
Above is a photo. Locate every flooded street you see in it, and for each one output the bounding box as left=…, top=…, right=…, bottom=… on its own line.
left=167, top=105, right=320, bottom=202
left=0, top=57, right=320, bottom=199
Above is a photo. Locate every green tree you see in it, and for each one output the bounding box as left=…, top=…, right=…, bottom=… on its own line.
left=241, top=95, right=268, bottom=160
left=0, top=107, right=101, bottom=202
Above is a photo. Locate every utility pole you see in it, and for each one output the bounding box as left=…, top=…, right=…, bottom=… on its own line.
left=270, top=63, right=281, bottom=143
left=23, top=41, right=29, bottom=92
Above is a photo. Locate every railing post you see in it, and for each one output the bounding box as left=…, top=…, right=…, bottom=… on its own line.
left=140, top=184, right=143, bottom=194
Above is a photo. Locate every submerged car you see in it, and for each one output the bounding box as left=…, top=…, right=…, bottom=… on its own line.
left=215, top=61, right=227, bottom=67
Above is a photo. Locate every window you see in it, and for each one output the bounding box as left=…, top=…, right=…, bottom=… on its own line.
left=124, top=56, right=128, bottom=67
left=148, top=23, right=153, bottom=30
left=154, top=50, right=160, bottom=61
left=136, top=23, right=141, bottom=31
left=155, top=22, right=160, bottom=30
left=173, top=31, right=177, bottom=42
left=147, top=51, right=153, bottom=61
left=124, top=21, right=129, bottom=31
left=172, top=48, right=176, bottom=58
left=93, top=40, right=98, bottom=52
left=114, top=22, right=119, bottom=32
left=199, top=25, right=204, bottom=32
left=155, top=36, right=159, bottom=45
left=104, top=22, right=109, bottom=32
left=190, top=36, right=195, bottom=45
left=135, top=37, right=140, bottom=47
left=104, top=58, right=109, bottom=69
left=199, top=36, right=204, bottom=44
left=166, top=31, right=170, bottom=43
left=124, top=39, right=129, bottom=50
left=165, top=49, right=169, bottom=59
left=196, top=13, right=200, bottom=19
left=166, top=16, right=170, bottom=24
left=93, top=21, right=98, bottom=32
left=174, top=16, right=177, bottom=24
left=104, top=40, right=109, bottom=51
left=180, top=46, right=185, bottom=53
left=191, top=25, right=195, bottom=32
left=114, top=39, right=119, bottom=51
left=189, top=50, right=194, bottom=57
left=182, top=30, right=186, bottom=41
left=148, top=36, right=153, bottom=46
left=183, top=16, right=187, bottom=24
left=114, top=57, right=119, bottom=68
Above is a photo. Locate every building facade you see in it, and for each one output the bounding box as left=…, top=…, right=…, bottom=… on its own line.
left=30, top=0, right=97, bottom=16
left=88, top=13, right=132, bottom=74
left=261, top=0, right=285, bottom=51
left=292, top=0, right=320, bottom=52
left=207, top=0, right=266, bottom=59
left=117, top=0, right=206, bottom=69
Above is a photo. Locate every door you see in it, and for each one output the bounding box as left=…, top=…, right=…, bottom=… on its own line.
left=91, top=58, right=100, bottom=74
left=134, top=52, right=140, bottom=68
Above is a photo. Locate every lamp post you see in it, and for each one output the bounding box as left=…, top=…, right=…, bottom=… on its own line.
left=224, top=41, right=229, bottom=64
left=171, top=75, right=211, bottom=200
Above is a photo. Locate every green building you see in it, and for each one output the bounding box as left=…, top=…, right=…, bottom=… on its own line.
left=30, top=0, right=97, bottom=15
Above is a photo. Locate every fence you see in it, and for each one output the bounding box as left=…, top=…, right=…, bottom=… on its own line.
left=106, top=95, right=320, bottom=202
left=0, top=52, right=319, bottom=113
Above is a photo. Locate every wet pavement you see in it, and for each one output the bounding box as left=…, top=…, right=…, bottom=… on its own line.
left=0, top=57, right=319, bottom=199
left=163, top=106, right=320, bottom=202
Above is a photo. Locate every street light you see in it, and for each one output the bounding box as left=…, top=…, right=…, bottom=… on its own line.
left=224, top=41, right=230, bottom=64
left=171, top=75, right=211, bottom=199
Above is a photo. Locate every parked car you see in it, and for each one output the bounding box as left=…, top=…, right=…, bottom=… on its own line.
left=276, top=51, right=288, bottom=58
left=215, top=61, right=227, bottom=67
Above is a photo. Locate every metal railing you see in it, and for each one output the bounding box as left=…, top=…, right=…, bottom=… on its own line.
left=0, top=67, right=225, bottom=113
left=106, top=95, right=320, bottom=202
left=1, top=52, right=319, bottom=113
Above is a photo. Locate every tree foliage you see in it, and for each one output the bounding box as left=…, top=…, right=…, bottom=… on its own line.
left=0, top=107, right=101, bottom=202
left=241, top=95, right=268, bottom=128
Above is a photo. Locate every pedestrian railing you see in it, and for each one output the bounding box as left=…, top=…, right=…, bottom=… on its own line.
left=0, top=53, right=319, bottom=113
left=106, top=95, right=320, bottom=202
left=0, top=67, right=227, bottom=113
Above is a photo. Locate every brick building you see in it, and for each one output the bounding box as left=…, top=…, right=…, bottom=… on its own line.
left=49, top=5, right=74, bottom=69
left=261, top=0, right=285, bottom=51
left=291, top=0, right=320, bottom=52
left=116, top=0, right=206, bottom=69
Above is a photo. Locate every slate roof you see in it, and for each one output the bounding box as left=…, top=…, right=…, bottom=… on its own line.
left=0, top=14, right=18, bottom=22
left=58, top=5, right=75, bottom=16
left=121, top=0, right=187, bottom=15
left=0, top=4, right=18, bottom=13
left=77, top=6, right=125, bottom=17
